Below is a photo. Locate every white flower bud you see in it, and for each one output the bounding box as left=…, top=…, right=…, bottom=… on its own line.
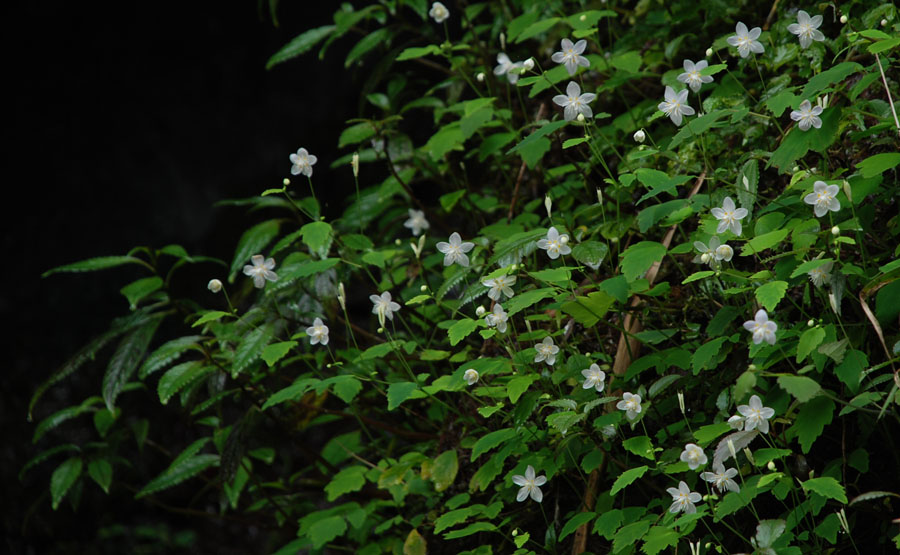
left=727, top=439, right=737, bottom=459
left=420, top=284, right=428, bottom=292
left=808, top=319, right=816, bottom=327
left=464, top=368, right=479, bottom=385
left=705, top=47, right=713, bottom=57
left=743, top=448, right=755, bottom=465
left=840, top=15, right=848, bottom=24
left=523, top=58, right=534, bottom=71
left=633, top=129, right=646, bottom=143
left=394, top=238, right=402, bottom=246
left=748, top=364, right=757, bottom=371
left=475, top=306, right=486, bottom=317
left=576, top=113, right=585, bottom=122
left=559, top=235, right=569, bottom=245
left=544, top=195, right=553, bottom=219
left=609, top=236, right=618, bottom=243
left=842, top=180, right=852, bottom=203
left=351, top=153, right=359, bottom=178
left=337, top=282, right=346, bottom=311
left=377, top=327, right=384, bottom=333
left=476, top=72, right=485, bottom=82
left=282, top=178, right=290, bottom=186
left=596, top=188, right=603, bottom=204
left=700, top=253, right=711, bottom=264
left=831, top=226, right=840, bottom=236
left=677, top=392, right=685, bottom=415
left=500, top=32, right=506, bottom=50
left=207, top=279, right=223, bottom=293
left=792, top=165, right=800, bottom=173
left=767, top=461, right=776, bottom=471
left=579, top=14, right=587, bottom=21
left=881, top=19, right=888, bottom=27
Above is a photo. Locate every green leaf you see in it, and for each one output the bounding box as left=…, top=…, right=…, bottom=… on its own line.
left=431, top=450, right=459, bottom=492
left=158, top=361, right=215, bottom=405
left=789, top=396, right=834, bottom=453
left=777, top=375, right=821, bottom=402
left=507, top=120, right=567, bottom=168
left=507, top=375, right=538, bottom=404
left=448, top=319, right=478, bottom=346
left=136, top=438, right=219, bottom=499
left=514, top=17, right=561, bottom=43
left=610, top=465, right=648, bottom=495
left=261, top=341, right=297, bottom=367
left=139, top=335, right=203, bottom=379
left=801, top=62, right=863, bottom=99
left=308, top=515, right=348, bottom=549
left=33, top=398, right=102, bottom=443
left=506, top=287, right=556, bottom=316
left=668, top=110, right=729, bottom=149
left=620, top=241, right=666, bottom=282
left=869, top=37, right=900, bottom=54
left=692, top=337, right=728, bottom=374
left=231, top=323, right=274, bottom=378
left=572, top=240, right=609, bottom=267
left=329, top=375, right=363, bottom=404
left=693, top=422, right=732, bottom=444
left=559, top=512, right=596, bottom=541
left=87, top=459, right=112, bottom=494
left=440, top=190, right=466, bottom=212
left=755, top=281, right=789, bottom=311
left=42, top=255, right=145, bottom=278
left=266, top=25, right=335, bottom=69
left=767, top=107, right=841, bottom=170
left=301, top=221, right=333, bottom=258
left=856, top=152, right=900, bottom=178
left=796, top=327, right=826, bottom=363
left=261, top=378, right=317, bottom=410
left=561, top=291, right=615, bottom=327
left=345, top=28, right=392, bottom=68
left=50, top=457, right=83, bottom=510
left=276, top=258, right=341, bottom=283
left=563, top=137, right=588, bottom=149
left=403, top=529, right=427, bottom=555
left=741, top=228, right=790, bottom=256
left=622, top=436, right=655, bottom=460
left=102, top=316, right=162, bottom=410
left=396, top=44, right=441, bottom=61
left=834, top=349, right=867, bottom=393
left=192, top=310, right=230, bottom=328
left=443, top=521, right=496, bottom=539
left=325, top=465, right=367, bottom=501
left=613, top=521, right=651, bottom=554
left=434, top=508, right=475, bottom=533
left=119, top=276, right=164, bottom=309
left=470, top=428, right=517, bottom=461
left=683, top=270, right=715, bottom=284
left=338, top=122, right=376, bottom=148
left=229, top=220, right=280, bottom=281
left=790, top=258, right=835, bottom=279
left=801, top=477, right=848, bottom=504
left=387, top=382, right=418, bottom=411
left=642, top=526, right=679, bottom=555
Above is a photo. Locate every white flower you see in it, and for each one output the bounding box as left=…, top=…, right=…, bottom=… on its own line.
left=581, top=364, right=606, bottom=392
left=553, top=81, right=597, bottom=121
left=370, top=291, right=401, bottom=326
left=658, top=86, right=695, bottom=126
left=242, top=255, right=278, bottom=288
left=289, top=147, right=317, bottom=177
left=711, top=196, right=748, bottom=236
left=403, top=209, right=430, bottom=236
left=808, top=260, right=834, bottom=287
left=483, top=275, right=516, bottom=301
left=306, top=317, right=329, bottom=346
left=737, top=394, right=776, bottom=434
left=790, top=99, right=824, bottom=131
left=693, top=236, right=732, bottom=269
left=787, top=10, right=825, bottom=49
left=667, top=481, right=702, bottom=514
left=677, top=59, right=714, bottom=92
left=680, top=443, right=708, bottom=470
left=701, top=463, right=740, bottom=493
left=428, top=1, right=449, bottom=23
left=803, top=180, right=841, bottom=217
left=511, top=465, right=547, bottom=503
left=601, top=424, right=616, bottom=438
left=464, top=368, right=479, bottom=386
left=633, top=129, right=646, bottom=143
left=207, top=279, right=223, bottom=293
left=485, top=304, right=509, bottom=333
left=551, top=38, right=590, bottom=75
left=727, top=415, right=746, bottom=430
left=727, top=21, right=765, bottom=58
left=494, top=53, right=524, bottom=84
left=436, top=232, right=475, bottom=267
left=715, top=243, right=734, bottom=262
left=537, top=226, right=572, bottom=259
left=351, top=152, right=359, bottom=177
left=616, top=392, right=642, bottom=420
left=743, top=309, right=778, bottom=345
left=534, top=336, right=560, bottom=366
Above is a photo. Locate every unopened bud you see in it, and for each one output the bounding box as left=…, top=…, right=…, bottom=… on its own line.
left=377, top=327, right=384, bottom=333
left=420, top=284, right=428, bottom=292
left=500, top=32, right=506, bottom=50
left=394, top=238, right=402, bottom=246
left=748, top=364, right=757, bottom=371
left=727, top=439, right=737, bottom=459
left=282, top=178, right=290, bottom=186
left=633, top=129, right=646, bottom=143
left=579, top=14, right=587, bottom=21
left=476, top=72, right=485, bottom=82
left=523, top=58, right=534, bottom=71
left=831, top=226, right=840, bottom=236
left=840, top=15, right=848, bottom=24
left=677, top=392, right=685, bottom=415
left=881, top=19, right=888, bottom=27
left=512, top=529, right=518, bottom=537
left=743, top=447, right=755, bottom=465
left=842, top=180, right=852, bottom=203
left=596, top=188, right=603, bottom=204
left=610, top=236, right=618, bottom=243
left=700, top=253, right=711, bottom=264
left=808, top=319, right=816, bottom=327
left=544, top=195, right=553, bottom=219
left=476, top=306, right=486, bottom=317
left=560, top=235, right=569, bottom=245
left=207, top=279, right=223, bottom=293
left=351, top=153, right=359, bottom=177
left=705, top=48, right=713, bottom=57
left=767, top=461, right=776, bottom=471
left=337, top=282, right=346, bottom=310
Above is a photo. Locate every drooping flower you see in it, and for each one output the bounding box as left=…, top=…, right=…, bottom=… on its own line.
left=428, top=2, right=449, bottom=23
left=711, top=197, right=749, bottom=236
left=693, top=235, right=733, bottom=269
left=617, top=392, right=642, bottom=420
left=790, top=100, right=824, bottom=131
left=680, top=443, right=708, bottom=470
left=803, top=180, right=841, bottom=217
left=483, top=275, right=516, bottom=301
left=581, top=364, right=606, bottom=392
left=306, top=317, right=329, bottom=346
left=534, top=336, right=560, bottom=366
left=243, top=255, right=278, bottom=288
left=737, top=394, right=776, bottom=433
left=511, top=465, right=547, bottom=503
left=667, top=481, right=702, bottom=514
left=436, top=232, right=475, bottom=267
left=551, top=38, right=590, bottom=75
left=743, top=309, right=778, bottom=345
left=370, top=291, right=401, bottom=326
left=787, top=10, right=825, bottom=49
left=727, top=21, right=765, bottom=58
left=658, top=86, right=695, bottom=126
left=404, top=209, right=430, bottom=236
left=289, top=147, right=317, bottom=177
left=701, top=463, right=740, bottom=493
left=485, top=304, right=509, bottom=333
left=727, top=415, right=746, bottom=430
left=808, top=260, right=834, bottom=288
left=464, top=368, right=479, bottom=386
left=537, top=226, right=572, bottom=259
left=207, top=279, right=223, bottom=293
left=553, top=81, right=597, bottom=121
left=677, top=59, right=714, bottom=92
left=494, top=53, right=524, bottom=84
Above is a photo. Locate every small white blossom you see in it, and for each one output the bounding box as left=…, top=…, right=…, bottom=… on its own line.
left=553, top=81, right=597, bottom=121
left=403, top=209, right=430, bottom=236
left=840, top=15, right=848, bottom=25
left=428, top=2, right=449, bottom=23
left=351, top=152, right=359, bottom=177
left=711, top=196, right=748, bottom=236
left=808, top=260, right=834, bottom=287
left=667, top=481, right=702, bottom=514
left=601, top=424, right=616, bottom=438
left=436, top=232, right=475, bottom=267
left=680, top=443, right=708, bottom=470
left=581, top=364, right=606, bottom=392
left=658, top=86, right=695, bottom=126
left=743, top=309, right=778, bottom=345
left=522, top=58, right=534, bottom=71
left=464, top=368, right=479, bottom=386
left=243, top=255, right=278, bottom=288
left=693, top=236, right=732, bottom=269
left=716, top=243, right=734, bottom=262
left=677, top=59, right=714, bottom=92
left=207, top=279, right=223, bottom=293
left=289, top=147, right=317, bottom=177
left=306, top=317, right=329, bottom=346
left=701, top=463, right=740, bottom=493
left=534, top=336, right=560, bottom=366
left=537, top=226, right=572, bottom=259
left=370, top=291, right=401, bottom=326
left=787, top=10, right=825, bottom=49
left=551, top=38, right=590, bottom=75
left=511, top=465, right=547, bottom=503
left=790, top=99, right=824, bottom=131
left=617, top=392, right=642, bottom=420
left=494, top=53, right=524, bottom=84
left=727, top=21, right=765, bottom=58
left=803, top=180, right=841, bottom=217
left=485, top=304, right=509, bottom=333
left=737, top=394, right=776, bottom=433
left=475, top=305, right=486, bottom=317
left=483, top=275, right=516, bottom=301
left=633, top=129, right=646, bottom=143
left=727, top=415, right=746, bottom=430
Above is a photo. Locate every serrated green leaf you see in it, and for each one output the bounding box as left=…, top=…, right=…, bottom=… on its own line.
left=308, top=515, right=348, bottom=548
left=267, top=25, right=335, bottom=69
left=448, top=319, right=478, bottom=346
left=790, top=258, right=835, bottom=279
left=801, top=477, right=847, bottom=503
left=768, top=107, right=841, bottom=171
left=755, top=281, right=789, bottom=311
left=801, top=62, right=863, bottom=99
left=620, top=241, right=666, bottom=282
left=856, top=152, right=900, bottom=178
left=325, top=465, right=367, bottom=501
left=668, top=110, right=729, bottom=149
left=693, top=422, right=732, bottom=444
left=33, top=397, right=102, bottom=443
left=789, top=396, right=834, bottom=453
left=572, top=240, right=609, bottom=267
left=506, top=287, right=555, bottom=316
left=431, top=450, right=459, bottom=492
left=136, top=438, right=219, bottom=499
left=561, top=291, right=615, bottom=327
left=559, top=512, right=596, bottom=541
left=435, top=507, right=476, bottom=534
left=642, top=526, right=679, bottom=555
left=692, top=337, right=728, bottom=374
left=683, top=270, right=715, bottom=284
left=338, top=122, right=376, bottom=148
left=777, top=375, right=821, bottom=402
left=613, top=521, right=651, bottom=554
left=741, top=228, right=790, bottom=256
left=139, top=335, right=203, bottom=379
left=42, top=255, right=145, bottom=278
left=796, top=327, right=826, bottom=363
left=387, top=382, right=418, bottom=411
left=329, top=375, right=363, bottom=404
left=622, top=436, right=655, bottom=460
left=610, top=465, right=648, bottom=495
left=443, top=521, right=496, bottom=539
left=158, top=361, right=215, bottom=405
left=87, top=459, right=112, bottom=494
left=470, top=428, right=517, bottom=461
left=119, top=277, right=163, bottom=309
left=102, top=316, right=163, bottom=411
left=507, top=375, right=538, bottom=404
left=229, top=220, right=280, bottom=282
left=232, top=323, right=274, bottom=378
left=345, top=27, right=392, bottom=68
left=50, top=457, right=83, bottom=510
left=261, top=341, right=297, bottom=367
left=834, top=349, right=867, bottom=393
left=301, top=221, right=333, bottom=258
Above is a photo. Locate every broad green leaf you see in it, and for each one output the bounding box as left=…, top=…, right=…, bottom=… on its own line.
left=613, top=520, right=651, bottom=554
left=767, top=107, right=841, bottom=171
left=692, top=337, right=728, bottom=374
left=87, top=459, right=112, bottom=494
left=229, top=220, right=280, bottom=281
left=448, top=318, right=478, bottom=346
left=192, top=310, right=230, bottom=328
left=158, top=361, right=215, bottom=405
left=620, top=241, right=666, bottom=282
left=387, top=382, right=418, bottom=411
left=755, top=281, right=789, bottom=311
left=426, top=124, right=464, bottom=160
left=777, top=375, right=821, bottom=402
left=42, top=255, right=145, bottom=278
left=572, top=240, right=609, bottom=267
left=19, top=444, right=81, bottom=480
left=834, top=349, right=867, bottom=393
left=507, top=120, right=567, bottom=167
left=395, top=44, right=441, bottom=61
left=276, top=258, right=341, bottom=283
left=440, top=190, right=466, bottom=212
left=796, top=327, right=826, bottom=363
left=443, top=521, right=496, bottom=539
left=790, top=258, right=834, bottom=279
left=506, top=287, right=555, bottom=316
left=683, top=270, right=714, bottom=284
left=345, top=28, right=392, bottom=68
left=266, top=25, right=335, bottom=69
left=102, top=316, right=163, bottom=410
left=856, top=152, right=900, bottom=178
left=139, top=335, right=203, bottom=378
left=308, top=515, right=348, bottom=548
left=488, top=228, right=545, bottom=266
left=668, top=110, right=729, bottom=149
left=507, top=375, right=538, bottom=404
left=610, top=465, right=648, bottom=495
left=643, top=526, right=679, bottom=555
left=514, top=17, right=561, bottom=43
left=261, top=378, right=318, bottom=410
left=403, top=529, right=427, bottom=555
left=231, top=323, right=274, bottom=378
left=594, top=509, right=623, bottom=540
left=561, top=291, right=615, bottom=327
left=693, top=422, right=732, bottom=444
left=470, top=428, right=517, bottom=461
left=301, top=221, right=333, bottom=258
left=261, top=341, right=297, bottom=367
left=119, top=277, right=163, bottom=309
left=434, top=507, right=475, bottom=533
left=33, top=397, right=103, bottom=443
left=50, top=457, right=83, bottom=510
left=325, top=465, right=367, bottom=501
left=789, top=396, right=834, bottom=453
left=801, top=477, right=848, bottom=503
left=753, top=448, right=792, bottom=467
left=801, top=62, right=863, bottom=99
left=622, top=436, right=655, bottom=460
left=559, top=512, right=596, bottom=541
left=431, top=450, right=459, bottom=492
left=329, top=375, right=363, bottom=404
left=136, top=438, right=219, bottom=498
left=338, top=122, right=376, bottom=148
left=741, top=228, right=790, bottom=256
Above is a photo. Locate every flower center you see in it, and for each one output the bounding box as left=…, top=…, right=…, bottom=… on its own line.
left=689, top=71, right=700, bottom=80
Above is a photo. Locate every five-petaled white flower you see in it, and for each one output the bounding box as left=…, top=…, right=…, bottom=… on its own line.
left=808, top=260, right=834, bottom=288
left=743, top=309, right=778, bottom=345
left=243, top=255, right=278, bottom=288
left=658, top=86, right=695, bottom=126
left=404, top=209, right=430, bottom=236
left=737, top=394, right=776, bottom=433
left=512, top=465, right=547, bottom=503
left=289, top=148, right=317, bottom=177
left=484, top=303, right=509, bottom=333
left=790, top=99, right=824, bottom=131
left=483, top=274, right=516, bottom=301
left=680, top=443, right=708, bottom=470
left=370, top=291, right=401, bottom=326
left=803, top=180, right=841, bottom=217
left=711, top=197, right=748, bottom=236
left=553, top=81, right=597, bottom=121
left=727, top=21, right=765, bottom=58
left=537, top=226, right=572, bottom=259
left=463, top=368, right=479, bottom=386
left=534, top=336, right=560, bottom=366
left=551, top=38, right=590, bottom=75
left=667, top=481, right=702, bottom=514
left=693, top=235, right=733, bottom=269
left=428, top=2, right=449, bottom=23
left=617, top=392, right=642, bottom=420
left=306, top=317, right=329, bottom=346
left=677, top=59, right=714, bottom=92
left=581, top=363, right=606, bottom=392
left=436, top=232, right=475, bottom=267
left=494, top=53, right=524, bottom=84
left=701, top=463, right=740, bottom=493
left=788, top=10, right=825, bottom=49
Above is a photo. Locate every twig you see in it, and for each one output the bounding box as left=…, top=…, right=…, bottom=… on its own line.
left=763, top=0, right=781, bottom=31
left=875, top=53, right=900, bottom=138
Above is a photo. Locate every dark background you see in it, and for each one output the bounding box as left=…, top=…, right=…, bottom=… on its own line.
left=5, top=1, right=357, bottom=551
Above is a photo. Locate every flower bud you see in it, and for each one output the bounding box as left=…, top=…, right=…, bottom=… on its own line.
left=476, top=72, right=485, bottom=82
left=596, top=188, right=603, bottom=204
left=475, top=306, right=486, bottom=317
left=705, top=47, right=713, bottom=57
left=337, top=282, right=346, bottom=310
left=677, top=392, right=685, bottom=415
left=351, top=153, right=359, bottom=177
left=207, top=279, right=223, bottom=293
left=377, top=327, right=384, bottom=333
left=748, top=364, right=757, bottom=371
left=808, top=319, right=815, bottom=327
left=282, top=178, right=290, bottom=186
left=881, top=19, right=888, bottom=27
left=633, top=129, right=646, bottom=143
left=523, top=58, right=534, bottom=71
left=576, top=113, right=585, bottom=122
left=727, top=439, right=737, bottom=459
left=831, top=226, right=840, bottom=236
left=842, top=180, right=852, bottom=203
left=609, top=236, right=618, bottom=243
left=500, top=32, right=506, bottom=50
left=579, top=14, right=587, bottom=21
left=700, top=252, right=711, bottom=264
left=840, top=15, right=848, bottom=24
left=464, top=368, right=479, bottom=385
left=767, top=461, right=776, bottom=471
left=420, top=284, right=428, bottom=292
left=544, top=195, right=553, bottom=219
left=560, top=235, right=569, bottom=245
